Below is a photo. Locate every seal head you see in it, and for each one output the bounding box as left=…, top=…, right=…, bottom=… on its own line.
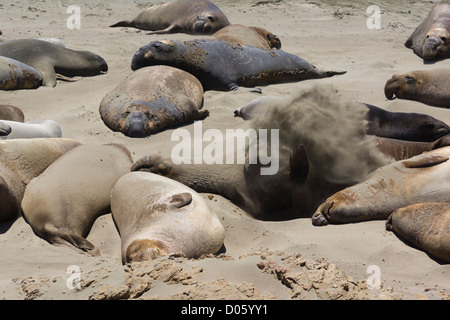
left=423, top=28, right=449, bottom=60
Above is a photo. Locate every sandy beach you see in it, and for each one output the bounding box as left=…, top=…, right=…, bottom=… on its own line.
left=0, top=0, right=449, bottom=301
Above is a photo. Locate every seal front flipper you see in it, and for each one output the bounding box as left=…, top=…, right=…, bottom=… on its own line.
left=42, top=224, right=101, bottom=256
left=322, top=70, right=347, bottom=78
left=39, top=65, right=57, bottom=87
left=403, top=154, right=449, bottom=168
left=0, top=121, right=11, bottom=136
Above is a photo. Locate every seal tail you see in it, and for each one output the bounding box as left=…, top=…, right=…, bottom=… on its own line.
left=41, top=224, right=101, bottom=256
left=110, top=21, right=132, bottom=28
left=322, top=70, right=347, bottom=78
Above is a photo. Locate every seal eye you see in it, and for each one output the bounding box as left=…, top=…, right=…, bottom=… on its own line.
left=405, top=76, right=416, bottom=85
left=441, top=37, right=447, bottom=42
left=207, top=16, right=215, bottom=22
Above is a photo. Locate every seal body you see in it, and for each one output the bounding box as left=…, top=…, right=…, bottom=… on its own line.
left=21, top=144, right=133, bottom=256
left=384, top=69, right=450, bottom=108
left=213, top=24, right=281, bottom=50
left=0, top=120, right=62, bottom=139
left=312, top=146, right=450, bottom=226
left=0, top=105, right=25, bottom=122
left=110, top=0, right=230, bottom=34
left=0, top=138, right=81, bottom=222
left=0, top=39, right=108, bottom=87
left=0, top=56, right=42, bottom=90
left=111, top=171, right=225, bottom=264
left=405, top=1, right=450, bottom=60
left=99, top=65, right=207, bottom=138
left=386, top=202, right=450, bottom=263
left=131, top=39, right=346, bottom=91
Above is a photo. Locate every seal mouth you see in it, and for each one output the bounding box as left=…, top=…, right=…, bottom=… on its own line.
left=423, top=36, right=442, bottom=59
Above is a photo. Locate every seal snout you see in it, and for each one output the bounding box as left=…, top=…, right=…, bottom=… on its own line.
left=311, top=200, right=334, bottom=226
left=124, top=111, right=150, bottom=138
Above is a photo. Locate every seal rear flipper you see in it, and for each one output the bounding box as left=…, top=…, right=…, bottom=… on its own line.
left=42, top=225, right=101, bottom=256
left=0, top=121, right=11, bottom=136
left=56, top=74, right=82, bottom=82
left=322, top=70, right=347, bottom=78
left=109, top=20, right=132, bottom=28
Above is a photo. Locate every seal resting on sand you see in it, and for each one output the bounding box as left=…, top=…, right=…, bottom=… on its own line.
left=0, top=39, right=108, bottom=87
left=131, top=39, right=346, bottom=92
left=0, top=56, right=42, bottom=90
left=213, top=24, right=281, bottom=50
left=386, top=202, right=450, bottom=263
left=405, top=1, right=450, bottom=60
left=110, top=0, right=230, bottom=35
left=21, top=144, right=133, bottom=256
left=110, top=171, right=225, bottom=264
left=99, top=65, right=207, bottom=138
left=384, top=69, right=450, bottom=108
left=312, top=147, right=450, bottom=226
left=0, top=105, right=25, bottom=122
left=0, top=138, right=81, bottom=222
left=0, top=120, right=62, bottom=139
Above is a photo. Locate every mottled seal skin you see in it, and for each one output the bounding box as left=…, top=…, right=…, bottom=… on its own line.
left=21, top=144, right=132, bottom=256
left=213, top=24, right=281, bottom=50
left=110, top=0, right=230, bottom=35
left=0, top=105, right=25, bottom=122
left=111, top=171, right=225, bottom=264
left=99, top=65, right=207, bottom=138
left=384, top=70, right=450, bottom=108
left=386, top=202, right=450, bottom=263
left=0, top=138, right=81, bottom=222
left=131, top=39, right=346, bottom=91
left=0, top=120, right=62, bottom=140
left=0, top=39, right=108, bottom=87
left=405, top=1, right=450, bottom=60
left=0, top=56, right=42, bottom=90
left=312, top=147, right=450, bottom=226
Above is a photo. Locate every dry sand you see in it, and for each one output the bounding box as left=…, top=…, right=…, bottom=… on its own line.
left=0, top=0, right=449, bottom=301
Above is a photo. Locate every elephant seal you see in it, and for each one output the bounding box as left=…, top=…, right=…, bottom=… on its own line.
left=0, top=56, right=42, bottom=90
left=21, top=144, right=133, bottom=256
left=0, top=105, right=25, bottom=122
left=405, top=1, right=450, bottom=60
left=99, top=66, right=207, bottom=138
left=312, top=146, right=450, bottom=226
left=111, top=171, right=225, bottom=264
left=386, top=202, right=450, bottom=263
left=0, top=39, right=108, bottom=87
left=213, top=24, right=281, bottom=50
left=0, top=120, right=62, bottom=139
left=131, top=39, right=346, bottom=91
left=110, top=0, right=230, bottom=35
left=384, top=69, right=450, bottom=108
left=0, top=138, right=81, bottom=222
left=130, top=87, right=390, bottom=220
left=235, top=98, right=450, bottom=142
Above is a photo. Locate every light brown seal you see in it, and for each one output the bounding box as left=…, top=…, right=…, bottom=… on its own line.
left=21, top=144, right=133, bottom=256
left=384, top=69, right=450, bottom=108
left=110, top=171, right=225, bottom=264
left=213, top=24, right=281, bottom=50
left=386, top=202, right=450, bottom=263
left=312, top=146, right=450, bottom=226
left=110, top=0, right=230, bottom=35
left=99, top=65, right=207, bottom=138
left=0, top=105, right=25, bottom=122
left=0, top=138, right=81, bottom=222
left=405, top=1, right=450, bottom=60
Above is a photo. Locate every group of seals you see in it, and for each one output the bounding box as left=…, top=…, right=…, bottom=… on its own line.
left=110, top=0, right=230, bottom=35
left=0, top=39, right=108, bottom=87
left=21, top=144, right=133, bottom=256
left=131, top=39, right=346, bottom=92
left=0, top=138, right=81, bottom=222
left=99, top=65, right=208, bottom=138
left=312, top=147, right=450, bottom=262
